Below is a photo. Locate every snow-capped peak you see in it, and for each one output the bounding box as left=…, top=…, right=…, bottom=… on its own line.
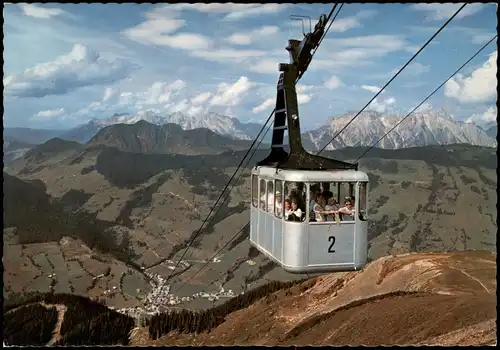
left=76, top=111, right=262, bottom=142
left=303, top=108, right=497, bottom=151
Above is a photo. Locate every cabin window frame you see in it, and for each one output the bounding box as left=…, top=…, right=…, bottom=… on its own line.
left=251, top=174, right=259, bottom=208
left=274, top=180, right=284, bottom=219
left=283, top=181, right=306, bottom=223
left=307, top=181, right=357, bottom=224
left=266, top=180, right=274, bottom=214
left=259, top=178, right=267, bottom=211
left=357, top=181, right=369, bottom=221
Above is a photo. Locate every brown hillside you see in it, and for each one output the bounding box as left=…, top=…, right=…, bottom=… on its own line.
left=134, top=251, right=496, bottom=346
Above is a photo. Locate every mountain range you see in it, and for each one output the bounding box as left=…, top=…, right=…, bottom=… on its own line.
left=303, top=109, right=497, bottom=151
left=87, top=120, right=253, bottom=155
left=57, top=111, right=264, bottom=144
left=4, top=109, right=497, bottom=159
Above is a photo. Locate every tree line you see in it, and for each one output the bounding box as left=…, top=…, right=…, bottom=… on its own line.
left=3, top=292, right=134, bottom=346
left=3, top=304, right=58, bottom=346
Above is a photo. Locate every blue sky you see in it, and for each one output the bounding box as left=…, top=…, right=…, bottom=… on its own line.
left=3, top=3, right=497, bottom=130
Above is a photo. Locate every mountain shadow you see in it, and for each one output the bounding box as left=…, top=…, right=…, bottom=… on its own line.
left=3, top=172, right=132, bottom=262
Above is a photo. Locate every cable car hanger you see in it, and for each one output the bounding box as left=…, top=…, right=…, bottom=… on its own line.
left=256, top=13, right=358, bottom=172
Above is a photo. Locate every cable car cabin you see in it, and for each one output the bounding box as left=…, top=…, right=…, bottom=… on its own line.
left=248, top=13, right=369, bottom=273
left=250, top=167, right=369, bottom=273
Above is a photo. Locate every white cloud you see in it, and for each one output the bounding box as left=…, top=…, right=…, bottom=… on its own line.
left=124, top=3, right=286, bottom=53
left=325, top=75, right=343, bottom=90
left=66, top=101, right=109, bottom=123
left=411, top=3, right=484, bottom=21
left=123, top=7, right=212, bottom=51
left=186, top=105, right=205, bottom=116
left=191, top=48, right=265, bottom=64
left=298, top=95, right=311, bottom=104
left=191, top=92, right=212, bottom=105
left=404, top=45, right=424, bottom=54
left=119, top=92, right=134, bottom=106
left=226, top=26, right=279, bottom=45
left=114, top=80, right=186, bottom=111
left=327, top=10, right=377, bottom=32
left=164, top=99, right=205, bottom=116
left=123, top=6, right=276, bottom=65
left=210, top=76, right=255, bottom=107
left=297, top=85, right=314, bottom=104
left=389, top=62, right=430, bottom=76
left=169, top=79, right=186, bottom=90
left=471, top=33, right=495, bottom=45
left=167, top=3, right=288, bottom=21
left=103, top=87, right=116, bottom=102
left=32, top=108, right=66, bottom=120
left=135, top=80, right=186, bottom=105
left=249, top=59, right=279, bottom=74
left=291, top=9, right=376, bottom=33
left=361, top=85, right=382, bottom=94
left=137, top=108, right=161, bottom=116
left=321, top=35, right=408, bottom=69
left=409, top=102, right=433, bottom=113
left=165, top=99, right=189, bottom=113
left=125, top=20, right=212, bottom=50
left=410, top=3, right=485, bottom=21
left=368, top=97, right=396, bottom=113
left=222, top=4, right=288, bottom=21
left=113, top=76, right=255, bottom=119
left=369, top=62, right=431, bottom=81
left=466, top=106, right=497, bottom=124
left=480, top=106, right=497, bottom=123
left=444, top=50, right=497, bottom=103
left=18, top=4, right=67, bottom=19
left=405, top=63, right=430, bottom=75
left=4, top=44, right=137, bottom=98
left=252, top=98, right=275, bottom=113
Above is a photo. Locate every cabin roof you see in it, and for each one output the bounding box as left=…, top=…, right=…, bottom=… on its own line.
left=253, top=166, right=369, bottom=182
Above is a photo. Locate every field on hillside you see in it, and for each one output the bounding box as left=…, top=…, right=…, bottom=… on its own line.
left=3, top=235, right=150, bottom=309
left=3, top=144, right=497, bottom=310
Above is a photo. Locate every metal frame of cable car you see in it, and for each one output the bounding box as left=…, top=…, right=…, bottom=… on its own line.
left=250, top=13, right=369, bottom=274
left=256, top=14, right=357, bottom=171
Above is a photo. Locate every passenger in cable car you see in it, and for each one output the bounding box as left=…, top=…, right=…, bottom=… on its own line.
left=310, top=191, right=325, bottom=214
left=309, top=212, right=317, bottom=222
left=337, top=199, right=355, bottom=221
left=259, top=200, right=266, bottom=210
left=287, top=199, right=304, bottom=222
left=283, top=199, right=292, bottom=220
left=312, top=201, right=325, bottom=222
left=289, top=189, right=306, bottom=212
left=324, top=195, right=340, bottom=221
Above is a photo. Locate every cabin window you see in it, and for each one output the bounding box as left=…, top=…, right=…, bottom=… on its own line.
left=308, top=182, right=356, bottom=222
left=267, top=180, right=274, bottom=213
left=259, top=179, right=266, bottom=211
left=336, top=182, right=355, bottom=203
left=275, top=180, right=283, bottom=218
left=284, top=182, right=306, bottom=222
left=358, top=182, right=368, bottom=221
left=251, top=175, right=258, bottom=207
